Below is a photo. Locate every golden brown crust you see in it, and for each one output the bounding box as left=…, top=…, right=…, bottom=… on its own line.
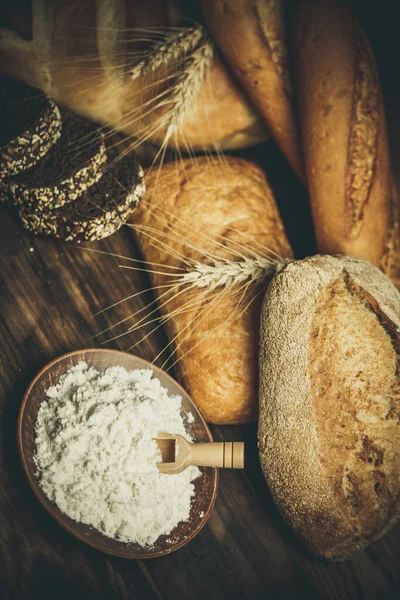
left=310, top=276, right=400, bottom=556
left=131, top=156, right=292, bottom=424
left=293, top=0, right=391, bottom=267
left=259, top=255, right=400, bottom=560
left=0, top=0, right=269, bottom=152
left=380, top=182, right=400, bottom=290
left=345, top=32, right=380, bottom=238
left=200, top=0, right=305, bottom=180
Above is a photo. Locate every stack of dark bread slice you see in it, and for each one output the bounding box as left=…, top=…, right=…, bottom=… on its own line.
left=0, top=75, right=145, bottom=242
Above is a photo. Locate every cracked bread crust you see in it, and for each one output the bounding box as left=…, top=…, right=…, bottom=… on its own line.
left=258, top=255, right=400, bottom=560
left=252, top=0, right=291, bottom=95
left=293, top=0, right=391, bottom=267
left=345, top=30, right=380, bottom=239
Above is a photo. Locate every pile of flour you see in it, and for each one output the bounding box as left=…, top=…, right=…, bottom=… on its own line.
left=34, top=362, right=200, bottom=546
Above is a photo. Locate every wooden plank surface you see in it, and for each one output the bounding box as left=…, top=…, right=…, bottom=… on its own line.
left=0, top=186, right=399, bottom=599
left=1, top=1, right=400, bottom=597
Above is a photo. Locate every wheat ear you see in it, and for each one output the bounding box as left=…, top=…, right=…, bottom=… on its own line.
left=177, top=255, right=289, bottom=292
left=131, top=24, right=214, bottom=138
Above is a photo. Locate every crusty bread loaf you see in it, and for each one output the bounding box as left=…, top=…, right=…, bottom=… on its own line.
left=292, top=0, right=392, bottom=268
left=131, top=156, right=293, bottom=424
left=259, top=254, right=400, bottom=560
left=380, top=182, right=400, bottom=291
left=0, top=0, right=269, bottom=153
left=200, top=0, right=305, bottom=181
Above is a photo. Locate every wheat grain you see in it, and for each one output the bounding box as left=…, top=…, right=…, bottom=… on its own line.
left=131, top=25, right=213, bottom=139
left=178, top=255, right=288, bottom=292
left=130, top=26, right=206, bottom=79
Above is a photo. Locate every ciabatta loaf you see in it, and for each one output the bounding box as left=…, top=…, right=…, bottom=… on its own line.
left=259, top=255, right=400, bottom=560
left=292, top=0, right=393, bottom=269
left=132, top=156, right=293, bottom=424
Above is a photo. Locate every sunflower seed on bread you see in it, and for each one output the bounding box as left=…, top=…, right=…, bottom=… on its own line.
left=0, top=75, right=62, bottom=178
left=8, top=111, right=106, bottom=210
left=19, top=151, right=145, bottom=242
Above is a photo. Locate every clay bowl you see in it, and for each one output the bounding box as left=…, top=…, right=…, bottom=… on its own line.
left=18, top=348, right=218, bottom=559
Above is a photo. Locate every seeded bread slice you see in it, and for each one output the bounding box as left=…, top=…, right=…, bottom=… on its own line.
left=19, top=152, right=145, bottom=242
left=0, top=75, right=62, bottom=178
left=8, top=111, right=106, bottom=209
left=0, top=181, right=10, bottom=204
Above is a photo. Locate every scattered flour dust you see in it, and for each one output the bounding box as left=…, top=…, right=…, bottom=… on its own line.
left=34, top=362, right=200, bottom=546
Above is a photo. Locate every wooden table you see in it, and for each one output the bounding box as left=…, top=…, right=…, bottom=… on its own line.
left=1, top=2, right=400, bottom=597
left=0, top=173, right=399, bottom=600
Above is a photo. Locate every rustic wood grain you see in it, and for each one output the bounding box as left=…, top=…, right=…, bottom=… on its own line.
left=1, top=0, right=400, bottom=595
left=0, top=197, right=399, bottom=599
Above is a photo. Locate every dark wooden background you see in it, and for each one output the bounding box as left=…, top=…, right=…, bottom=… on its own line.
left=1, top=1, right=400, bottom=599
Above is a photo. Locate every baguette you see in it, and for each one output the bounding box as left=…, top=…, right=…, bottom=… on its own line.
left=292, top=0, right=393, bottom=269
left=259, top=254, right=400, bottom=560
left=0, top=0, right=269, bottom=154
left=200, top=0, right=305, bottom=181
left=131, top=156, right=293, bottom=424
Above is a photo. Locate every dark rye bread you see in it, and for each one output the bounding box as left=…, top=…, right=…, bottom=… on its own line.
left=19, top=151, right=145, bottom=242
left=0, top=181, right=10, bottom=203
left=258, top=255, right=400, bottom=560
left=8, top=111, right=106, bottom=209
left=0, top=75, right=61, bottom=177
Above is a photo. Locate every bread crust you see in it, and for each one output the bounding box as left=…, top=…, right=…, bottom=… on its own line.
left=380, top=182, right=400, bottom=290
left=292, top=0, right=391, bottom=267
left=0, top=0, right=269, bottom=151
left=200, top=0, right=305, bottom=180
left=132, top=156, right=292, bottom=424
left=259, top=255, right=400, bottom=559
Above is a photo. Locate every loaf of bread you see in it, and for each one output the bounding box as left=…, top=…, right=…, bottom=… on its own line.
left=131, top=156, right=293, bottom=424
left=259, top=254, right=400, bottom=560
left=200, top=0, right=305, bottom=181
left=292, top=0, right=395, bottom=271
left=0, top=0, right=269, bottom=153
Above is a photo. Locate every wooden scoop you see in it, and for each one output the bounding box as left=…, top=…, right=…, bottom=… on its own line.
left=156, top=433, right=244, bottom=474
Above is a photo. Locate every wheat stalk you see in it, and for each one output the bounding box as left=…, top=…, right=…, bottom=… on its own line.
left=131, top=25, right=213, bottom=138
left=178, top=255, right=289, bottom=292
left=130, top=26, right=206, bottom=79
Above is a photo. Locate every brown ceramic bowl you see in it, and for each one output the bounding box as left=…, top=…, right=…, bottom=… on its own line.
left=17, top=349, right=218, bottom=559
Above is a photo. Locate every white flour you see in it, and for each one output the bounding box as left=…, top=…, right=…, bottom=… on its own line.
left=34, top=362, right=200, bottom=546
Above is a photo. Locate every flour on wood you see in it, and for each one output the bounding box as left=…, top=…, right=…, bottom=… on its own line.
left=34, top=362, right=200, bottom=546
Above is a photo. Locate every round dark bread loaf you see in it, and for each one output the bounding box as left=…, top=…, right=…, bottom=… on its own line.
left=0, top=75, right=61, bottom=177
left=258, top=255, right=400, bottom=560
left=19, top=152, right=145, bottom=242
left=8, top=111, right=106, bottom=209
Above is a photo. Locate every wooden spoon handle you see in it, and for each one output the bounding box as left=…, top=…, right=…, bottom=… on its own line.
left=189, top=441, right=244, bottom=469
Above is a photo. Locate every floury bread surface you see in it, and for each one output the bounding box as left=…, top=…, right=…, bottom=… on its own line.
left=132, top=156, right=293, bottom=424
left=258, top=255, right=400, bottom=560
